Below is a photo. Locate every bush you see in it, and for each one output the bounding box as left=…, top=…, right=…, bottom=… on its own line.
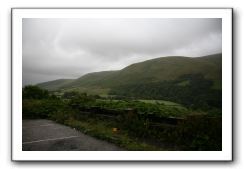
left=156, top=115, right=222, bottom=150
left=22, top=98, right=65, bottom=119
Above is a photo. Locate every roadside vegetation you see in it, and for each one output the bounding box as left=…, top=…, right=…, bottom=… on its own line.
left=22, top=85, right=222, bottom=151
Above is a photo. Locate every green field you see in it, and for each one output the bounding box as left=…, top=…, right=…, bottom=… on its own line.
left=138, top=99, right=187, bottom=111
left=139, top=99, right=182, bottom=106
left=60, top=87, right=110, bottom=96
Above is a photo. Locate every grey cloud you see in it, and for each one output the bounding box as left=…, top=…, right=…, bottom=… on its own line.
left=23, top=18, right=222, bottom=85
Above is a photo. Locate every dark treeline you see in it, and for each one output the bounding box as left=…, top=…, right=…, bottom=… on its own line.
left=109, top=74, right=222, bottom=110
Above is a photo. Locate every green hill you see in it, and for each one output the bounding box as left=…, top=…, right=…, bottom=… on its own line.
left=107, top=53, right=221, bottom=88
left=37, top=53, right=222, bottom=109
left=37, top=53, right=222, bottom=92
left=62, top=70, right=119, bottom=88
left=37, top=79, right=74, bottom=91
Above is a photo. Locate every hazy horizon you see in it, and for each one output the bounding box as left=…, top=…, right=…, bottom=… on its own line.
left=23, top=18, right=222, bottom=86
left=33, top=52, right=221, bottom=85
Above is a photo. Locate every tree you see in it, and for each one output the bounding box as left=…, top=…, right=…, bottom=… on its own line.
left=22, top=85, right=49, bottom=99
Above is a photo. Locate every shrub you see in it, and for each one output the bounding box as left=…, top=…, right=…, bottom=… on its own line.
left=22, top=98, right=65, bottom=119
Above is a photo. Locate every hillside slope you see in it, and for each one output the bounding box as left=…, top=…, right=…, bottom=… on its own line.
left=37, top=79, right=74, bottom=91
left=37, top=53, right=222, bottom=92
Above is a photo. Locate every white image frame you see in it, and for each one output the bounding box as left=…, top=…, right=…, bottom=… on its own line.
left=12, top=8, right=232, bottom=161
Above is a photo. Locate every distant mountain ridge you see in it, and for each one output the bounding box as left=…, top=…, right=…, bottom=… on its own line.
left=37, top=79, right=74, bottom=91
left=37, top=53, right=222, bottom=93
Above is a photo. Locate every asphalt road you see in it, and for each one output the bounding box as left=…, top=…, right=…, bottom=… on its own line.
left=22, top=119, right=124, bottom=151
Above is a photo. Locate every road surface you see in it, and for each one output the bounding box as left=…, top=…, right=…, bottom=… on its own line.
left=22, top=119, right=124, bottom=151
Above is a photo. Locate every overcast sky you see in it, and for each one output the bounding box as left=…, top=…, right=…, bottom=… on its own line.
left=23, top=18, right=222, bottom=85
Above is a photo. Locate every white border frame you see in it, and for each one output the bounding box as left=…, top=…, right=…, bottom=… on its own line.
left=12, top=8, right=232, bottom=161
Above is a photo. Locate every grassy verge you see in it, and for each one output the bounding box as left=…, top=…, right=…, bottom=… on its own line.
left=62, top=117, right=163, bottom=151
